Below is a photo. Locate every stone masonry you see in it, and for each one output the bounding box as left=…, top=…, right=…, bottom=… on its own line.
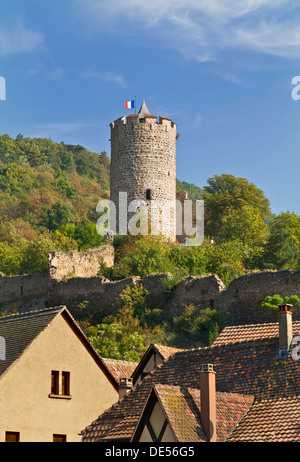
left=1, top=267, right=300, bottom=326
left=48, top=245, right=114, bottom=281
left=110, top=103, right=177, bottom=240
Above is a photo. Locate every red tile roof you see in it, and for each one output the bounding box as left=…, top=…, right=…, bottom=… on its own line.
left=154, top=385, right=206, bottom=442
left=227, top=396, right=300, bottom=442
left=212, top=321, right=300, bottom=346
left=153, top=344, right=182, bottom=359
left=82, top=320, right=300, bottom=442
left=153, top=385, right=254, bottom=442
left=101, top=358, right=138, bottom=383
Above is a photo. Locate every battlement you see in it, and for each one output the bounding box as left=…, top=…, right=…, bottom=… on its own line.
left=110, top=114, right=176, bottom=130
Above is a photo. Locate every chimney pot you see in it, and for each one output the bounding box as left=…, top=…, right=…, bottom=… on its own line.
left=119, top=377, right=133, bottom=399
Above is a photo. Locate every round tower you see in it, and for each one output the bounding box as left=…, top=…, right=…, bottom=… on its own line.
left=110, top=101, right=177, bottom=239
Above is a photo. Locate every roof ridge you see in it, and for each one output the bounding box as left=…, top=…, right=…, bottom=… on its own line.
left=0, top=306, right=65, bottom=322
left=223, top=320, right=300, bottom=330
left=102, top=357, right=138, bottom=365
left=223, top=321, right=279, bottom=329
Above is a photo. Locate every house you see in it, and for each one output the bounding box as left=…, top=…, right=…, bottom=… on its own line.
left=131, top=343, right=182, bottom=385
left=81, top=304, right=300, bottom=442
left=0, top=306, right=121, bottom=442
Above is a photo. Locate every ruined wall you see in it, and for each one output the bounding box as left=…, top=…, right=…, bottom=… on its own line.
left=0, top=272, right=49, bottom=313
left=214, top=270, right=300, bottom=325
left=1, top=268, right=300, bottom=326
left=48, top=245, right=114, bottom=281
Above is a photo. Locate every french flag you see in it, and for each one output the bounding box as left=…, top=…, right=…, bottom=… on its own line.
left=125, top=100, right=135, bottom=109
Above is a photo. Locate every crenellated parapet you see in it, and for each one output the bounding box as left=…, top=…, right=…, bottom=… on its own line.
left=110, top=113, right=176, bottom=132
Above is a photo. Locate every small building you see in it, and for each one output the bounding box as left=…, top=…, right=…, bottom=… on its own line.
left=131, top=343, right=182, bottom=385
left=0, top=306, right=120, bottom=442
left=81, top=304, right=300, bottom=442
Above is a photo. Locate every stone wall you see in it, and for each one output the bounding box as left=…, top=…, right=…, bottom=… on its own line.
left=0, top=272, right=49, bottom=313
left=48, top=245, right=114, bottom=281
left=110, top=114, right=177, bottom=239
left=1, top=268, right=300, bottom=326
left=214, top=270, right=300, bottom=325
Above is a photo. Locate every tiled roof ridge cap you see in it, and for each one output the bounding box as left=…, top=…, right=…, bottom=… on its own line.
left=169, top=336, right=280, bottom=358
left=102, top=357, right=138, bottom=365
left=223, top=321, right=280, bottom=329
left=0, top=305, right=65, bottom=322
left=221, top=320, right=300, bottom=331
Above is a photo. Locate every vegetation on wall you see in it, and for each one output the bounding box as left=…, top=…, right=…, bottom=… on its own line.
left=77, top=284, right=229, bottom=360
left=1, top=134, right=300, bottom=355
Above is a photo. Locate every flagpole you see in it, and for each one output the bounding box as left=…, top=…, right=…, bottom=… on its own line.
left=135, top=96, right=136, bottom=114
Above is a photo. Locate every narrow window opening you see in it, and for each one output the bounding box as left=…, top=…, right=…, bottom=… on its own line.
left=51, top=370, right=59, bottom=395
left=146, top=189, right=152, bottom=200
left=62, top=371, right=70, bottom=396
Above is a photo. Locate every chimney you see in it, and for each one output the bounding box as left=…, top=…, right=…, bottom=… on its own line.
left=200, top=364, right=216, bottom=442
left=119, top=377, right=133, bottom=399
left=278, top=304, right=293, bottom=359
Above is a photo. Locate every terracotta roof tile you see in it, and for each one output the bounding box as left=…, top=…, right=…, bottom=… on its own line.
left=154, top=384, right=206, bottom=442
left=212, top=321, right=300, bottom=346
left=227, top=396, right=300, bottom=442
left=153, top=344, right=182, bottom=359
left=101, top=358, right=138, bottom=382
left=82, top=323, right=300, bottom=442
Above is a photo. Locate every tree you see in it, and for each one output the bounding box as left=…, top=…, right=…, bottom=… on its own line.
left=41, top=202, right=78, bottom=231
left=203, top=174, right=271, bottom=239
left=205, top=239, right=246, bottom=286
left=218, top=204, right=268, bottom=249
left=261, top=294, right=300, bottom=313
left=86, top=305, right=148, bottom=361
left=261, top=228, right=299, bottom=270
left=59, top=221, right=103, bottom=250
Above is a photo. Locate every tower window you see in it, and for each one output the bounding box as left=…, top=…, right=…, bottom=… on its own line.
left=146, top=189, right=152, bottom=200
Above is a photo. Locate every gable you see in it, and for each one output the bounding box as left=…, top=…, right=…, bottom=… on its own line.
left=0, top=307, right=64, bottom=378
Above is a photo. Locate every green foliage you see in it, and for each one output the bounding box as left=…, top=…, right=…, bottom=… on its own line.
left=115, top=284, right=152, bottom=318
left=203, top=174, right=271, bottom=239
left=176, top=179, right=203, bottom=200
left=0, top=135, right=112, bottom=275
left=261, top=228, right=299, bottom=270
left=58, top=221, right=103, bottom=251
left=261, top=294, right=300, bottom=313
left=41, top=202, right=78, bottom=231
left=113, top=236, right=178, bottom=278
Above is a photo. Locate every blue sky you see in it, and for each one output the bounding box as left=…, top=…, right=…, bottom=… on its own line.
left=1, top=0, right=300, bottom=215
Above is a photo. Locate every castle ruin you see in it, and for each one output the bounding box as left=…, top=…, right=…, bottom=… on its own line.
left=110, top=101, right=177, bottom=240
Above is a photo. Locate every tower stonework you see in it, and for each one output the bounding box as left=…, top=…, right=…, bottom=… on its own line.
left=110, top=103, right=177, bottom=240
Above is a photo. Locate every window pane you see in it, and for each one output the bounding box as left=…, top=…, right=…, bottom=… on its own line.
left=51, top=371, right=59, bottom=394
left=5, top=432, right=20, bottom=442
left=53, top=434, right=66, bottom=442
left=62, top=371, right=70, bottom=395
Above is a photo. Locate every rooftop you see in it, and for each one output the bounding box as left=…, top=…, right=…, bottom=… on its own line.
left=82, top=318, right=300, bottom=442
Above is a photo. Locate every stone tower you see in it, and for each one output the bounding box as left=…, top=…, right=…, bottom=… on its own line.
left=110, top=101, right=177, bottom=239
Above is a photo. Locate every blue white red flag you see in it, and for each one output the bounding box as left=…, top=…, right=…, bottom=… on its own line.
left=125, top=100, right=135, bottom=109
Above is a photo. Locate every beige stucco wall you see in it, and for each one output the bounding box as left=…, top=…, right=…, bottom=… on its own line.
left=0, top=314, right=118, bottom=442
